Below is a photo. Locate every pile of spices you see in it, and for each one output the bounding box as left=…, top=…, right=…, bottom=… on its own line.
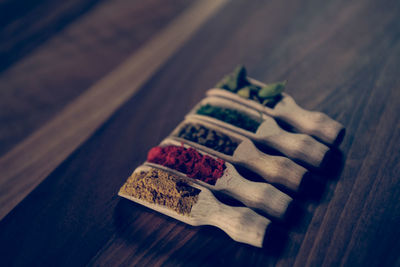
left=196, top=104, right=261, bottom=133
left=147, top=145, right=226, bottom=185
left=119, top=168, right=200, bottom=215
left=215, top=65, right=285, bottom=107
left=177, top=124, right=238, bottom=155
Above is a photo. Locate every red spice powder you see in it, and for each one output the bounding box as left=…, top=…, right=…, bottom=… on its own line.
left=147, top=145, right=226, bottom=185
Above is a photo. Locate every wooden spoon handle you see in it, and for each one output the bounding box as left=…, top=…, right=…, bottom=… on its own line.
left=249, top=153, right=306, bottom=191
left=208, top=201, right=271, bottom=247
left=234, top=140, right=307, bottom=191
left=262, top=129, right=330, bottom=168
left=274, top=93, right=345, bottom=146
left=221, top=168, right=292, bottom=219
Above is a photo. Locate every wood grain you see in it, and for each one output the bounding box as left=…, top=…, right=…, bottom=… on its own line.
left=0, top=0, right=228, bottom=220
left=0, top=0, right=103, bottom=73
left=0, top=0, right=190, bottom=157
left=0, top=0, right=399, bottom=266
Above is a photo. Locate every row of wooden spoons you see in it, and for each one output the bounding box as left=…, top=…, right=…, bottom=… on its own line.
left=119, top=77, right=345, bottom=247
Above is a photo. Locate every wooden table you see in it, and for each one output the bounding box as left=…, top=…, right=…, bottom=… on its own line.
left=0, top=0, right=399, bottom=266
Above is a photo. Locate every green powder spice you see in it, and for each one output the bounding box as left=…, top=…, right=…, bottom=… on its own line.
left=197, top=104, right=261, bottom=133
left=119, top=168, right=200, bottom=216
left=177, top=124, right=238, bottom=156
left=215, top=65, right=285, bottom=108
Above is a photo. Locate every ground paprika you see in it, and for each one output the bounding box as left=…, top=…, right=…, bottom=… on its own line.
left=147, top=145, right=226, bottom=185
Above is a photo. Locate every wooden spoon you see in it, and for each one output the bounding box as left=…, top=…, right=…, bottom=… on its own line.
left=145, top=140, right=292, bottom=219
left=206, top=77, right=346, bottom=146
left=167, top=122, right=308, bottom=192
left=187, top=96, right=330, bottom=168
left=119, top=165, right=271, bottom=247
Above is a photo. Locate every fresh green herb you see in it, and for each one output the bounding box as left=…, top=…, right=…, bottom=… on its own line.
left=258, top=81, right=286, bottom=99
left=215, top=65, right=250, bottom=92
left=215, top=65, right=286, bottom=108
left=237, top=87, right=250, bottom=98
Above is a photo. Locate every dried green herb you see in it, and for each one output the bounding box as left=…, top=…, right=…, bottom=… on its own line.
left=197, top=104, right=261, bottom=133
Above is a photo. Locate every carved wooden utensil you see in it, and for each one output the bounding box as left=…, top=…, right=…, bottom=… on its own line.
left=119, top=165, right=271, bottom=247
left=187, top=96, right=331, bottom=168
left=147, top=139, right=292, bottom=219
left=168, top=121, right=308, bottom=192
left=207, top=77, right=345, bottom=146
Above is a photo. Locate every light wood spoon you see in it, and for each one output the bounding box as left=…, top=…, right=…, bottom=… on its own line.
left=145, top=140, right=292, bottom=219
left=119, top=165, right=271, bottom=247
left=187, top=96, right=330, bottom=168
left=207, top=77, right=346, bottom=146
left=168, top=122, right=308, bottom=192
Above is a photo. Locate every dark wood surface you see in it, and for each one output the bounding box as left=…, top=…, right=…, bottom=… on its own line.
left=0, top=0, right=190, bottom=157
left=1, top=0, right=400, bottom=266
left=0, top=0, right=224, bottom=221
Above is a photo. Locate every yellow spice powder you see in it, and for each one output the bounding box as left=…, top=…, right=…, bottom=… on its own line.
left=119, top=168, right=200, bottom=215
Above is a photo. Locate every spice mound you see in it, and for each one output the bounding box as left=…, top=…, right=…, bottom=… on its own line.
left=215, top=65, right=285, bottom=108
left=196, top=104, right=261, bottom=133
left=119, top=168, right=200, bottom=216
left=147, top=145, right=226, bottom=185
left=177, top=123, right=238, bottom=155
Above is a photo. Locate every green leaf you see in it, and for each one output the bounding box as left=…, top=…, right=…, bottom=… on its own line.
left=237, top=87, right=250, bottom=98
left=258, top=80, right=287, bottom=99
left=233, top=65, right=249, bottom=88
left=247, top=84, right=260, bottom=92
left=215, top=65, right=250, bottom=92
left=215, top=75, right=235, bottom=91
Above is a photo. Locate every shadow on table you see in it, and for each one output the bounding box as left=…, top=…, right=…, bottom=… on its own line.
left=112, top=198, right=284, bottom=265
